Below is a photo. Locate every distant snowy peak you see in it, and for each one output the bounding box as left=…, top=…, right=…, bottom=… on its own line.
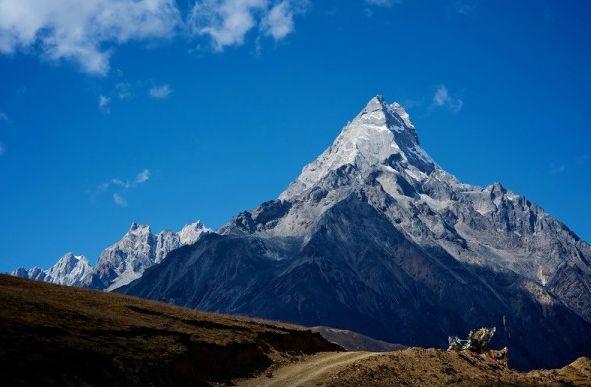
left=46, top=252, right=93, bottom=286
left=12, top=252, right=92, bottom=287
left=280, top=95, right=435, bottom=200
left=179, top=220, right=212, bottom=245
left=11, top=267, right=47, bottom=282
left=12, top=219, right=212, bottom=291
left=91, top=220, right=212, bottom=291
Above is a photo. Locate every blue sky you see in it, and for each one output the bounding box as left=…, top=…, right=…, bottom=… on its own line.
left=0, top=0, right=590, bottom=272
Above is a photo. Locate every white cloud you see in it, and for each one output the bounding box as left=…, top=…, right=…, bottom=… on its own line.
left=189, top=0, right=307, bottom=51
left=135, top=169, right=151, bottom=184
left=149, top=84, right=173, bottom=99
left=0, top=0, right=310, bottom=74
left=0, top=142, right=4, bottom=156
left=261, top=1, right=307, bottom=41
left=433, top=85, right=463, bottom=113
left=98, top=95, right=111, bottom=113
left=113, top=192, right=128, bottom=207
left=0, top=112, right=8, bottom=123
left=95, top=169, right=150, bottom=207
left=0, top=0, right=180, bottom=75
left=189, top=0, right=267, bottom=51
left=365, top=0, right=401, bottom=7
left=100, top=169, right=151, bottom=191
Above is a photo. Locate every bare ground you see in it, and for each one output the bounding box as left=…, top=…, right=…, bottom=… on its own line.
left=241, top=348, right=591, bottom=386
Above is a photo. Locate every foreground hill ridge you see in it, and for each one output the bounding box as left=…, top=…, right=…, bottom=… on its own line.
left=0, top=275, right=341, bottom=385
left=13, top=220, right=212, bottom=290
left=121, top=96, right=591, bottom=370
left=2, top=276, right=590, bottom=386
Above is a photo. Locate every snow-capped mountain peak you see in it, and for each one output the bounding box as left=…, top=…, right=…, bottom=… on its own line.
left=45, top=252, right=92, bottom=286
left=12, top=252, right=92, bottom=287
left=179, top=220, right=212, bottom=245
left=280, top=96, right=435, bottom=199
left=126, top=222, right=151, bottom=238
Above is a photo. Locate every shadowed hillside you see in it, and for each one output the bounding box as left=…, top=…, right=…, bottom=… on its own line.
left=0, top=275, right=341, bottom=386
left=311, top=326, right=406, bottom=352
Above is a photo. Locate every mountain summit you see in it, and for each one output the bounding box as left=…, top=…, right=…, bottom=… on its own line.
left=124, top=97, right=591, bottom=369
left=281, top=96, right=433, bottom=200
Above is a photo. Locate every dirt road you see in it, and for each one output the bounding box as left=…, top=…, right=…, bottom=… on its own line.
left=238, top=351, right=382, bottom=387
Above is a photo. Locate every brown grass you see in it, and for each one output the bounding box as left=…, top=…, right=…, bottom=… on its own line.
left=321, top=348, right=591, bottom=386
left=0, top=275, right=341, bottom=386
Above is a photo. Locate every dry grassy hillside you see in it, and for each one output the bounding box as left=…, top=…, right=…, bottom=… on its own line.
left=321, top=348, right=591, bottom=386
left=0, top=275, right=341, bottom=386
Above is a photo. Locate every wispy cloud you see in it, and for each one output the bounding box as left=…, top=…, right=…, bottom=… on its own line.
left=432, top=85, right=463, bottom=113
left=98, top=169, right=151, bottom=192
left=365, top=0, right=401, bottom=7
left=15, top=86, right=27, bottom=97
left=549, top=155, right=588, bottom=175
left=98, top=95, right=111, bottom=114
left=0, top=112, right=10, bottom=156
left=549, top=163, right=566, bottom=175
left=95, top=169, right=151, bottom=207
left=0, top=112, right=9, bottom=123
left=116, top=83, right=133, bottom=100
left=135, top=169, right=151, bottom=184
left=454, top=0, right=476, bottom=15
left=189, top=0, right=308, bottom=51
left=149, top=84, right=173, bottom=99
left=112, top=193, right=128, bottom=207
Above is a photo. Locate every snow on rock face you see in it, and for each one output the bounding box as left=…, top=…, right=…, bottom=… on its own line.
left=12, top=253, right=92, bottom=286
left=201, top=96, right=591, bottom=339
left=91, top=223, right=157, bottom=291
left=280, top=96, right=435, bottom=200
left=155, top=230, right=181, bottom=264
left=87, top=220, right=212, bottom=290
left=178, top=220, right=212, bottom=245
left=45, top=253, right=93, bottom=286
left=11, top=267, right=48, bottom=282
left=12, top=220, right=211, bottom=291
left=271, top=97, right=591, bottom=311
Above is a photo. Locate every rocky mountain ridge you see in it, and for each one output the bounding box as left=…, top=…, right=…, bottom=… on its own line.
left=120, top=96, right=591, bottom=370
left=12, top=220, right=211, bottom=291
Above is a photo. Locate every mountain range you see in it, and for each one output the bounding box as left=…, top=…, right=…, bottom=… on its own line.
left=12, top=221, right=211, bottom=291
left=120, top=96, right=591, bottom=370
left=11, top=96, right=591, bottom=370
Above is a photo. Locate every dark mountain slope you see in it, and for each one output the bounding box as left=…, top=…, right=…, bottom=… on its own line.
left=122, top=190, right=591, bottom=370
